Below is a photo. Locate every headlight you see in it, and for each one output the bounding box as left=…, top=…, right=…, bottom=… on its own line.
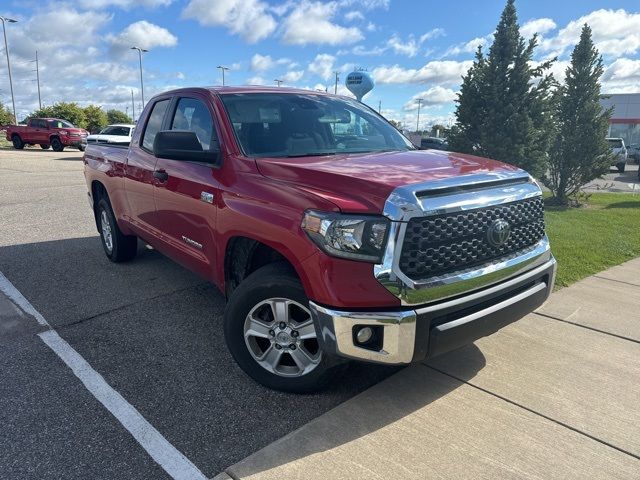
left=302, top=210, right=390, bottom=263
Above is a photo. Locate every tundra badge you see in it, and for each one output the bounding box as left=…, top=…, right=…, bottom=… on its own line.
left=182, top=236, right=203, bottom=250
left=200, top=191, right=214, bottom=204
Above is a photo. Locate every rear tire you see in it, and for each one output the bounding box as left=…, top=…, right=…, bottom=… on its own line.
left=617, top=163, right=626, bottom=173
left=224, top=262, right=343, bottom=393
left=51, top=137, right=64, bottom=152
left=78, top=145, right=85, bottom=152
left=12, top=135, right=24, bottom=150
left=40, top=144, right=50, bottom=150
left=96, top=198, right=137, bottom=262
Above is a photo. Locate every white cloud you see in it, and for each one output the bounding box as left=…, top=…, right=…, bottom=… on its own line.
left=345, top=10, right=364, bottom=21
left=308, top=54, right=337, bottom=80
left=444, top=34, right=492, bottom=56
left=387, top=35, right=419, bottom=57
left=246, top=75, right=267, bottom=85
left=283, top=1, right=363, bottom=46
left=372, top=60, right=473, bottom=85
left=403, top=86, right=457, bottom=111
left=250, top=54, right=274, bottom=72
left=281, top=70, right=305, bottom=83
left=541, top=9, right=640, bottom=58
left=108, top=21, right=178, bottom=54
left=420, top=28, right=445, bottom=43
left=182, top=0, right=276, bottom=43
left=80, top=0, right=172, bottom=8
left=602, top=58, right=640, bottom=92
left=520, top=18, right=557, bottom=38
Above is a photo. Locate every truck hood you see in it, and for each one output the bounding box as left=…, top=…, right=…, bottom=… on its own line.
left=255, top=149, right=523, bottom=213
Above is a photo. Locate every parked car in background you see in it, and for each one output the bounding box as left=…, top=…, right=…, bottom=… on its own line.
left=5, top=118, right=88, bottom=152
left=82, top=124, right=135, bottom=148
left=607, top=137, right=628, bottom=173
left=83, top=86, right=556, bottom=393
left=627, top=143, right=640, bottom=164
left=420, top=136, right=449, bottom=150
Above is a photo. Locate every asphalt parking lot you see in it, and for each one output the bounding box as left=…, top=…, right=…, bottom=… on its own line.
left=583, top=162, right=639, bottom=192
left=0, top=148, right=398, bottom=479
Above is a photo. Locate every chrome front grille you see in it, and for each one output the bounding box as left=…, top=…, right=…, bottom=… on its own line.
left=398, top=197, right=545, bottom=280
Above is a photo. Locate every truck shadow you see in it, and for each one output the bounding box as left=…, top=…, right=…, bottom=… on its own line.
left=0, top=235, right=485, bottom=476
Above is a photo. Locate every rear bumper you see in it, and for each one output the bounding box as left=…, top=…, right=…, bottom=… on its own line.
left=310, top=257, right=556, bottom=364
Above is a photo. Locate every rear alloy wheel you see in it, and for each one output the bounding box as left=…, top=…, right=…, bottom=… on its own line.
left=12, top=135, right=24, bottom=150
left=51, top=137, right=64, bottom=152
left=224, top=262, right=342, bottom=393
left=96, top=198, right=138, bottom=262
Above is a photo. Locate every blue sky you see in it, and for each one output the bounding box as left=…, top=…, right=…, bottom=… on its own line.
left=3, top=0, right=640, bottom=127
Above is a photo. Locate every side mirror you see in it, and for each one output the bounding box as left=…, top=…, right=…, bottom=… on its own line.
left=153, top=130, right=220, bottom=165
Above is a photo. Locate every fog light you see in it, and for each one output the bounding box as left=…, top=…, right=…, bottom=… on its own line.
left=356, top=326, right=373, bottom=344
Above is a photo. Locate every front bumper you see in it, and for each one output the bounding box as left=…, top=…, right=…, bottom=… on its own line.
left=310, top=257, right=556, bottom=364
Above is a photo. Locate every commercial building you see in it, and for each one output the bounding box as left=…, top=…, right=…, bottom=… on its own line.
left=599, top=93, right=640, bottom=145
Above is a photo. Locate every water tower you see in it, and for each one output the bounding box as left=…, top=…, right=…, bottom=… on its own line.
left=345, top=69, right=374, bottom=101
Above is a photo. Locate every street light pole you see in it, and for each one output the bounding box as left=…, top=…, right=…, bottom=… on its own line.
left=131, top=46, right=148, bottom=109
left=274, top=79, right=283, bottom=87
left=35, top=50, right=42, bottom=110
left=333, top=71, right=339, bottom=94
left=416, top=98, right=423, bottom=133
left=216, top=65, right=229, bottom=86
left=0, top=16, right=17, bottom=124
left=131, top=89, right=135, bottom=121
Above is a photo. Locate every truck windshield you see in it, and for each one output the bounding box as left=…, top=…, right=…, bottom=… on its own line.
left=221, top=93, right=414, bottom=158
left=49, top=120, right=75, bottom=128
left=607, top=139, right=623, bottom=148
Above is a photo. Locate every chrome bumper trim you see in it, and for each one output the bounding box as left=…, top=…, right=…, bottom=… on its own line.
left=311, top=257, right=556, bottom=365
left=309, top=304, right=416, bottom=364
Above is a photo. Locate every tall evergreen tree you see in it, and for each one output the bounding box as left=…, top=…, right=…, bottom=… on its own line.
left=544, top=25, right=612, bottom=205
left=448, top=0, right=555, bottom=178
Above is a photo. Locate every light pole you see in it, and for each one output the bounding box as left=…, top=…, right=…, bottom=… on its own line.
left=131, top=89, right=135, bottom=121
left=34, top=50, right=41, bottom=110
left=333, top=71, right=339, bottom=94
left=131, top=46, right=148, bottom=108
left=216, top=65, right=229, bottom=86
left=0, top=16, right=17, bottom=124
left=274, top=79, right=283, bottom=87
left=416, top=98, right=423, bottom=133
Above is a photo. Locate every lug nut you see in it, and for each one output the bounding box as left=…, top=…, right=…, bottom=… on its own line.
left=268, top=329, right=275, bottom=336
left=275, top=344, right=282, bottom=350
left=291, top=330, right=299, bottom=338
left=289, top=344, right=297, bottom=350
left=279, top=322, right=286, bottom=329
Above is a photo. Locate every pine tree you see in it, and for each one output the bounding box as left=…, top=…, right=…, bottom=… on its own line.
left=448, top=0, right=555, bottom=178
left=544, top=25, right=612, bottom=205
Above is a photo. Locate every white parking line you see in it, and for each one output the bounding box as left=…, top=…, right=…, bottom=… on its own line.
left=0, top=271, right=208, bottom=480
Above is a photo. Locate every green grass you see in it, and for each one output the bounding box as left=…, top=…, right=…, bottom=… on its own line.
left=545, top=193, right=640, bottom=288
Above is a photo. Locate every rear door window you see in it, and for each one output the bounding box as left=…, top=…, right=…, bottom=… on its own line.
left=142, top=99, right=170, bottom=151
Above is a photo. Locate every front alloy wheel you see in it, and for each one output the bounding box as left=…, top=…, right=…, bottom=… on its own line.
left=224, top=262, right=343, bottom=393
left=244, top=298, right=321, bottom=377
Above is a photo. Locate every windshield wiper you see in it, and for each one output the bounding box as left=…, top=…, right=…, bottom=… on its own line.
left=284, top=152, right=338, bottom=158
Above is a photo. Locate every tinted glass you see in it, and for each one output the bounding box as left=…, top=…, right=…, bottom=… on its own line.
left=221, top=93, right=414, bottom=158
left=170, top=98, right=216, bottom=151
left=49, top=120, right=75, bottom=128
left=142, top=99, right=170, bottom=151
left=101, top=126, right=130, bottom=136
left=608, top=139, right=623, bottom=148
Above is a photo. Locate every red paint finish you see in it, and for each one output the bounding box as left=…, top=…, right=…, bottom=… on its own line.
left=6, top=118, right=88, bottom=147
left=84, top=86, right=521, bottom=309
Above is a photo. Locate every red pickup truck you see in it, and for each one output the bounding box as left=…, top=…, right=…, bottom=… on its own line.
left=6, top=118, right=88, bottom=152
left=83, top=87, right=556, bottom=392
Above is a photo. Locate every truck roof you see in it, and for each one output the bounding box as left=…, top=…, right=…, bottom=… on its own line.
left=152, top=85, right=336, bottom=98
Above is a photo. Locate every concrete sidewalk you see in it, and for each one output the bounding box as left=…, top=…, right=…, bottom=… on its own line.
left=215, top=258, right=640, bottom=480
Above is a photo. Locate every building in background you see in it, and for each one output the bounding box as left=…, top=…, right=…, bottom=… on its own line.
left=599, top=93, right=640, bottom=145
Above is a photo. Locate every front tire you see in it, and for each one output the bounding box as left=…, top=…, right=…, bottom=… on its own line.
left=51, top=137, right=64, bottom=152
left=224, top=263, right=341, bottom=393
left=96, top=198, right=137, bottom=262
left=12, top=135, right=24, bottom=150
left=617, top=163, right=626, bottom=173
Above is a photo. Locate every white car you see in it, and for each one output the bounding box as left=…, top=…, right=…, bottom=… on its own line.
left=83, top=124, right=135, bottom=147
left=607, top=137, right=628, bottom=173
